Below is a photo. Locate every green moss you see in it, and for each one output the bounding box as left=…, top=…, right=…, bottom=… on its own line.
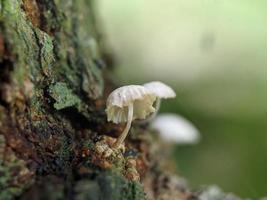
left=124, top=181, right=146, bottom=200
left=0, top=165, right=9, bottom=187
left=1, top=0, right=21, bottom=17
left=57, top=136, right=72, bottom=164
left=0, top=191, right=16, bottom=200
left=1, top=0, right=104, bottom=98
left=110, top=150, right=126, bottom=171
left=97, top=171, right=146, bottom=200
left=0, top=157, right=33, bottom=200
left=1, top=0, right=30, bottom=84
left=32, top=28, right=55, bottom=77
left=74, top=171, right=146, bottom=200
left=49, top=82, right=81, bottom=110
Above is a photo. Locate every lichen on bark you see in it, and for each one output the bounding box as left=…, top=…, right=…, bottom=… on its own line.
left=0, top=0, right=148, bottom=199
left=1, top=0, right=105, bottom=198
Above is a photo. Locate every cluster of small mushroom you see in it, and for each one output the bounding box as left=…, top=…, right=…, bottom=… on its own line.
left=106, top=81, right=176, bottom=148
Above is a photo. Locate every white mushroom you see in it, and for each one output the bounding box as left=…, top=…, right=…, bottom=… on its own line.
left=151, top=113, right=200, bottom=144
left=143, top=81, right=176, bottom=99
left=106, top=85, right=156, bottom=148
left=143, top=81, right=176, bottom=121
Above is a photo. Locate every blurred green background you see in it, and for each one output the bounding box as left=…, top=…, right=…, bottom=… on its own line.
left=96, top=1, right=267, bottom=198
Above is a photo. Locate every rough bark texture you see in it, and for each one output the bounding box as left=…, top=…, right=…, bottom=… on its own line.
left=0, top=1, right=245, bottom=200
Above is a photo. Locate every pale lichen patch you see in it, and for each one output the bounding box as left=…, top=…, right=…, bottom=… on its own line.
left=49, top=82, right=81, bottom=110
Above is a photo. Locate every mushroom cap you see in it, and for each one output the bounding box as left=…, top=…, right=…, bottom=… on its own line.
left=106, top=85, right=156, bottom=124
left=151, top=113, right=200, bottom=144
left=143, top=81, right=176, bottom=99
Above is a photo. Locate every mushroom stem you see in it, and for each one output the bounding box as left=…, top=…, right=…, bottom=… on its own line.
left=113, top=103, right=134, bottom=148
left=154, top=98, right=161, bottom=115
left=147, top=98, right=161, bottom=120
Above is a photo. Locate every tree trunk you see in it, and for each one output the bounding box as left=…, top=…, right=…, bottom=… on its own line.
left=0, top=1, right=244, bottom=200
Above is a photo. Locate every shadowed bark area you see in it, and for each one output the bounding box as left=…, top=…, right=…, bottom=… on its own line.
left=0, top=1, right=245, bottom=200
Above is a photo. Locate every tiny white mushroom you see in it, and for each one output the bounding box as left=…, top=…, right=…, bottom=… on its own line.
left=106, top=85, right=156, bottom=148
left=151, top=113, right=200, bottom=144
left=142, top=81, right=176, bottom=121
left=143, top=81, right=176, bottom=99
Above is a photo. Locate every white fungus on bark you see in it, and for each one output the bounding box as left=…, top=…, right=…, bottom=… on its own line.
left=151, top=113, right=200, bottom=144
left=143, top=81, right=176, bottom=99
left=142, top=81, right=176, bottom=121
left=106, top=85, right=156, bottom=148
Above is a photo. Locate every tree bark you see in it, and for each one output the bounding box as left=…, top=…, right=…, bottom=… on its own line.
left=0, top=1, right=244, bottom=200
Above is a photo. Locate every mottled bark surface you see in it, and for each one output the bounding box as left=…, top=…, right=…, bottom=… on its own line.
left=0, top=1, right=245, bottom=200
